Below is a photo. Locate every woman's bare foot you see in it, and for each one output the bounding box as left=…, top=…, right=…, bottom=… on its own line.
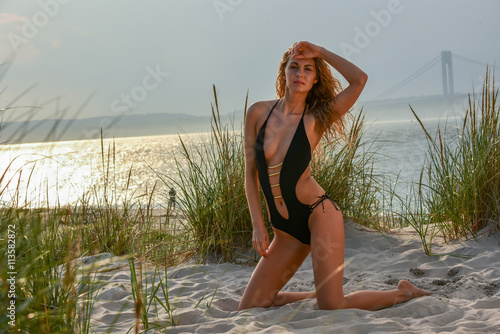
left=397, top=280, right=431, bottom=302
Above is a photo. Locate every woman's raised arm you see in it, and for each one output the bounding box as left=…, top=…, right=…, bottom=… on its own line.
left=291, top=41, right=368, bottom=116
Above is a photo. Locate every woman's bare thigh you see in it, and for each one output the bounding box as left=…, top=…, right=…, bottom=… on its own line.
left=309, top=200, right=346, bottom=309
left=238, top=229, right=311, bottom=309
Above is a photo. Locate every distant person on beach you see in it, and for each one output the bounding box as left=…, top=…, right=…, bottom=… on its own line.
left=169, top=187, right=176, bottom=209
left=238, top=41, right=430, bottom=310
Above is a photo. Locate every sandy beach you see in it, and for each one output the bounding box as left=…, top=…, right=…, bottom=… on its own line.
left=72, top=220, right=500, bottom=333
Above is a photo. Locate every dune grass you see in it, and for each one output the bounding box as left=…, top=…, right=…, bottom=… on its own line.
left=0, top=135, right=191, bottom=332
left=312, top=109, right=382, bottom=225
left=157, top=86, right=252, bottom=262
left=408, top=69, right=499, bottom=247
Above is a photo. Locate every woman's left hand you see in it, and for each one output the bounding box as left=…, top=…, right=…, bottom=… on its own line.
left=290, top=41, right=322, bottom=59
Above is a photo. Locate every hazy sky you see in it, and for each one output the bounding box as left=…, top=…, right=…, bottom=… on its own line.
left=1, top=0, right=499, bottom=122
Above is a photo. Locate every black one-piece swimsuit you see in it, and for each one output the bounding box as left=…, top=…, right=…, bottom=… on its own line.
left=254, top=100, right=340, bottom=245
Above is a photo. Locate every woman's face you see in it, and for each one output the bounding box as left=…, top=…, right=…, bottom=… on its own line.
left=284, top=58, right=318, bottom=94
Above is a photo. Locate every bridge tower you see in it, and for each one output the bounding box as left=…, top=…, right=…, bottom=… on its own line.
left=441, top=51, right=454, bottom=97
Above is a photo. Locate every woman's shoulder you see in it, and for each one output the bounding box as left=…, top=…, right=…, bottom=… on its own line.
left=247, top=99, right=279, bottom=112
left=245, top=99, right=279, bottom=138
left=246, top=99, right=279, bottom=121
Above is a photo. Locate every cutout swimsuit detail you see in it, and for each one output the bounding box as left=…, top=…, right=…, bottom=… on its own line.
left=254, top=100, right=340, bottom=245
left=268, top=162, right=283, bottom=198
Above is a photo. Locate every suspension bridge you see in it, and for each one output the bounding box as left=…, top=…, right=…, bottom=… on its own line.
left=362, top=51, right=498, bottom=121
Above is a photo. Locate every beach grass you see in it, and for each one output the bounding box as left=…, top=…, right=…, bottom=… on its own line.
left=0, top=137, right=191, bottom=332
left=156, top=86, right=253, bottom=262
left=408, top=69, right=499, bottom=246
left=359, top=69, right=500, bottom=255
left=312, top=109, right=382, bottom=226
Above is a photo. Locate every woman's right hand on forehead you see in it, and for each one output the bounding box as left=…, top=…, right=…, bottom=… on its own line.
left=291, top=41, right=322, bottom=59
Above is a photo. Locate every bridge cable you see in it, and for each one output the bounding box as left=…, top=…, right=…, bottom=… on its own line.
left=372, top=55, right=441, bottom=101
left=453, top=54, right=500, bottom=71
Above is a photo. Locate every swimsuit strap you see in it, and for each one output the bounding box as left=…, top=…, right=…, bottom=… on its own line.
left=266, top=100, right=306, bottom=123
left=310, top=194, right=340, bottom=213
left=264, top=100, right=280, bottom=123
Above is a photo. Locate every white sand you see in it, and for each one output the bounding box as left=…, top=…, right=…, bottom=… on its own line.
left=78, top=221, right=500, bottom=333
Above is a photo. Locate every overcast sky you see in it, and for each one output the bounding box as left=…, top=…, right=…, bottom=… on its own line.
left=1, top=0, right=499, bottom=122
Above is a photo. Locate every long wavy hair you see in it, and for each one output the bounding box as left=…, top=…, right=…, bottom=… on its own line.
left=275, top=43, right=347, bottom=140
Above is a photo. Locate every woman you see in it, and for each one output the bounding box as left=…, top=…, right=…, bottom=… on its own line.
left=238, top=41, right=430, bottom=310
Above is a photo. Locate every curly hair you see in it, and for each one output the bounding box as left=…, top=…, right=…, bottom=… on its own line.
left=275, top=42, right=347, bottom=140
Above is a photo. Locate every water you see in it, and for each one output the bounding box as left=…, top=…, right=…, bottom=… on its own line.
left=0, top=133, right=207, bottom=208
left=0, top=119, right=448, bottom=208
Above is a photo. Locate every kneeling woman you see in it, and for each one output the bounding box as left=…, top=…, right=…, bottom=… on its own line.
left=239, top=41, right=430, bottom=310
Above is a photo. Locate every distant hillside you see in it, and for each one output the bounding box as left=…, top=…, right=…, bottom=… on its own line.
left=0, top=111, right=245, bottom=144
